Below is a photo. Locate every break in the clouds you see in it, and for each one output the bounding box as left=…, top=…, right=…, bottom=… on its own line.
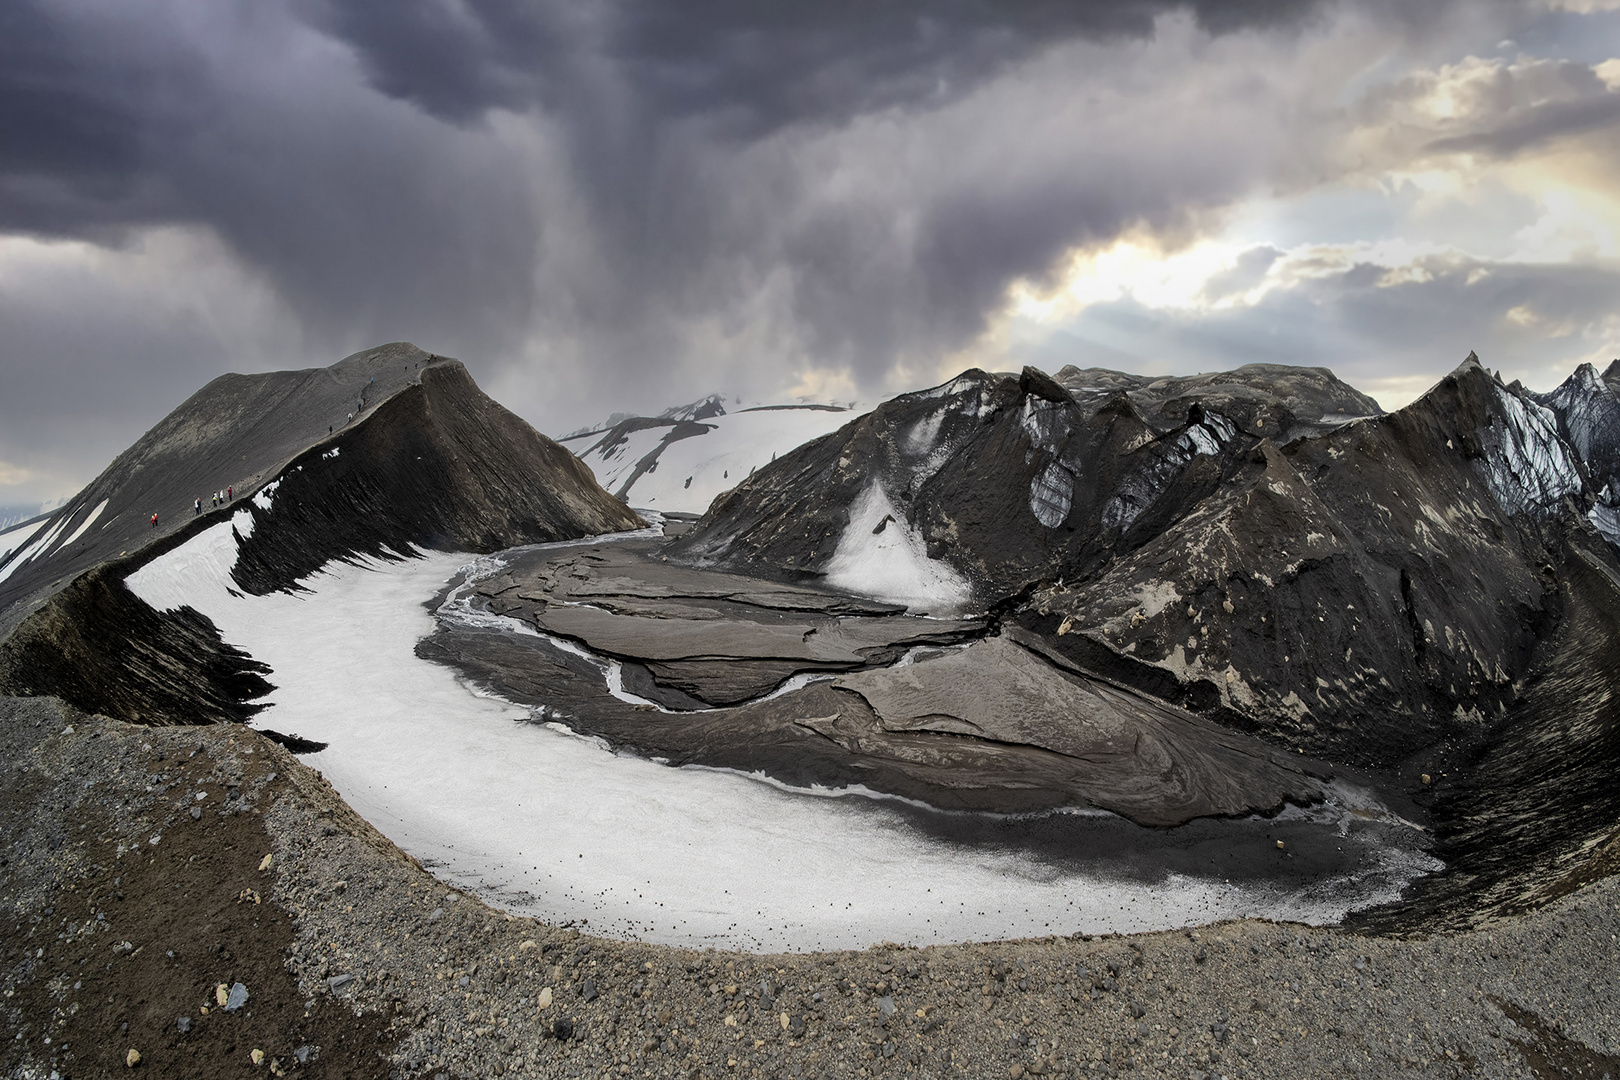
left=4, top=0, right=1620, bottom=503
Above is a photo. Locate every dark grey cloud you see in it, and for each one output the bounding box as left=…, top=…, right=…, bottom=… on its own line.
left=0, top=0, right=1558, bottom=505
left=317, top=0, right=1326, bottom=133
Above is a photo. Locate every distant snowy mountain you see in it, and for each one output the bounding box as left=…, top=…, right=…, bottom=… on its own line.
left=559, top=394, right=862, bottom=514
left=0, top=501, right=64, bottom=532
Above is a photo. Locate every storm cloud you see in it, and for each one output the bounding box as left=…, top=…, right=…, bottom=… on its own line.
left=0, top=0, right=1614, bottom=505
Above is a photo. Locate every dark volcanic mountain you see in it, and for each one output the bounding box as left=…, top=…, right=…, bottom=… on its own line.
left=670, top=362, right=1382, bottom=609
left=0, top=342, right=642, bottom=726
left=667, top=354, right=1620, bottom=924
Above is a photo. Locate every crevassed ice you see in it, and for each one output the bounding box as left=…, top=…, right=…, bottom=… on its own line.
left=1100, top=415, right=1233, bottom=533
left=1020, top=396, right=1070, bottom=455
left=822, top=482, right=973, bottom=615
left=1480, top=387, right=1582, bottom=518
left=1030, top=461, right=1075, bottom=528
left=1543, top=364, right=1614, bottom=466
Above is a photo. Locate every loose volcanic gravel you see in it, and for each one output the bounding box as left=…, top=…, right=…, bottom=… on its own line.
left=2, top=695, right=1618, bottom=1080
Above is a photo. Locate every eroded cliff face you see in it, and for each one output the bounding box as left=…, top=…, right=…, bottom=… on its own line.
left=229, top=362, right=642, bottom=595
left=1026, top=359, right=1588, bottom=770
left=0, top=345, right=642, bottom=726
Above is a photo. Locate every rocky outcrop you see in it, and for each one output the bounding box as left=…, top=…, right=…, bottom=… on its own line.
left=1053, top=362, right=1382, bottom=439
left=670, top=366, right=1262, bottom=609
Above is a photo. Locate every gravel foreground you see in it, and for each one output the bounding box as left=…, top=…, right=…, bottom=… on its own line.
left=2, top=695, right=1617, bottom=1080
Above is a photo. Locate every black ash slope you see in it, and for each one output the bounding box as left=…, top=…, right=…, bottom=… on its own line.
left=0, top=344, right=642, bottom=726
left=0, top=342, right=428, bottom=632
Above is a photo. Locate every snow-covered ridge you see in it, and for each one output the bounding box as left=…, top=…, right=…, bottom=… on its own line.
left=561, top=395, right=860, bottom=515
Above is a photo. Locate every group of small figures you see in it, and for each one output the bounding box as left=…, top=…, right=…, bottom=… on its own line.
left=150, top=485, right=235, bottom=529
left=196, top=487, right=234, bottom=515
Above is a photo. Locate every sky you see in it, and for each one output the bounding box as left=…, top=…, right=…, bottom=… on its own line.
left=7, top=0, right=1620, bottom=509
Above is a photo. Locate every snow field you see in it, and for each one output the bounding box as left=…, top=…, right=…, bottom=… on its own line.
left=121, top=524, right=1433, bottom=952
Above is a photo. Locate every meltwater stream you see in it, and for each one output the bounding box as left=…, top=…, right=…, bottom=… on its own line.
left=125, top=518, right=1439, bottom=952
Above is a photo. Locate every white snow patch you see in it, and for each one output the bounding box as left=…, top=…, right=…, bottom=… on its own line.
left=252, top=479, right=281, bottom=511
left=904, top=410, right=945, bottom=456
left=322, top=447, right=341, bottom=460
left=124, top=512, right=254, bottom=610
left=0, top=517, right=49, bottom=568
left=822, top=483, right=973, bottom=615
left=59, top=499, right=109, bottom=549
left=122, top=546, right=1431, bottom=951
left=2, top=514, right=72, bottom=578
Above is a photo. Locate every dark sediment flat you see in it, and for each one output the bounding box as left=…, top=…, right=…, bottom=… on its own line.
left=420, top=540, right=1350, bottom=828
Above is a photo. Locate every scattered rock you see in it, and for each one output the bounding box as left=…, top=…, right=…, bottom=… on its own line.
left=176, top=1016, right=191, bottom=1034
left=225, top=981, right=249, bottom=1011
left=251, top=1048, right=265, bottom=1065
left=125, top=1048, right=141, bottom=1067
